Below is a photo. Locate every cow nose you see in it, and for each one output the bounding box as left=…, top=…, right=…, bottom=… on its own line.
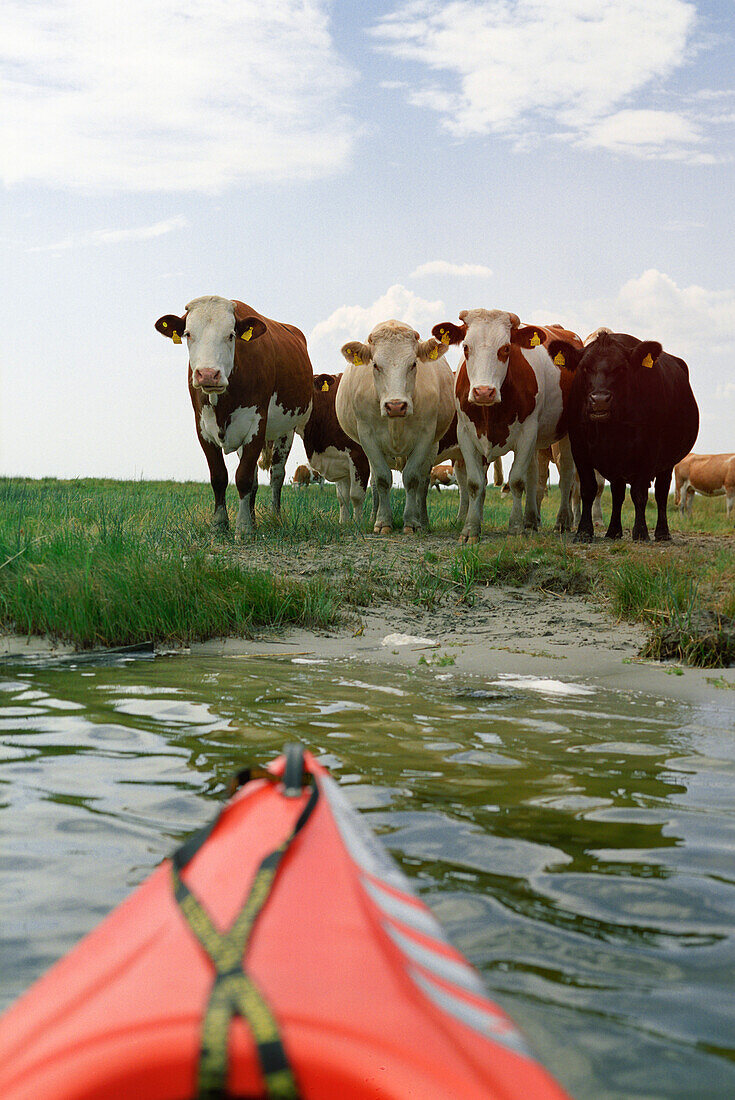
left=589, top=391, right=612, bottom=413
left=470, top=386, right=497, bottom=405
left=195, top=368, right=224, bottom=389
left=384, top=400, right=408, bottom=418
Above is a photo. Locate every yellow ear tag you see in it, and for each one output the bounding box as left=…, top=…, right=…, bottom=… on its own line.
left=241, top=327, right=253, bottom=341
left=161, top=321, right=168, bottom=328
left=428, top=346, right=438, bottom=360
left=352, top=352, right=362, bottom=365
left=642, top=353, right=654, bottom=369
left=172, top=332, right=182, bottom=344
left=441, top=330, right=450, bottom=345
left=530, top=332, right=541, bottom=347
left=554, top=352, right=565, bottom=366
left=321, top=380, right=330, bottom=391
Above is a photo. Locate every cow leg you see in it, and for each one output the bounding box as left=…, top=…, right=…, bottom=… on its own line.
left=604, top=479, right=626, bottom=540
left=348, top=458, right=367, bottom=521
left=454, top=458, right=469, bottom=527
left=359, top=436, right=393, bottom=534
left=574, top=462, right=600, bottom=542
left=419, top=472, right=431, bottom=530
left=458, top=438, right=487, bottom=543
left=630, top=479, right=650, bottom=541
left=553, top=437, right=575, bottom=532
left=653, top=469, right=673, bottom=541
left=403, top=439, right=436, bottom=533
left=334, top=477, right=351, bottom=523
left=572, top=473, right=581, bottom=527
left=198, top=435, right=229, bottom=530
left=508, top=423, right=537, bottom=534
left=536, top=448, right=551, bottom=514
left=492, top=456, right=504, bottom=487
left=523, top=448, right=540, bottom=531
left=678, top=478, right=691, bottom=515
left=269, top=433, right=293, bottom=516
left=234, top=441, right=262, bottom=538
left=592, top=473, right=605, bottom=527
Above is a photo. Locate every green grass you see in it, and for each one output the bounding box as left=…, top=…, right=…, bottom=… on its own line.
left=0, top=476, right=732, bottom=665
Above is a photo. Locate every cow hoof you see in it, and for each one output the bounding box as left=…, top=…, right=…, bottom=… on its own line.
left=604, top=531, right=623, bottom=541
left=574, top=531, right=593, bottom=544
left=459, top=534, right=479, bottom=545
left=403, top=525, right=416, bottom=535
left=632, top=530, right=650, bottom=542
left=375, top=525, right=393, bottom=536
left=655, top=529, right=672, bottom=542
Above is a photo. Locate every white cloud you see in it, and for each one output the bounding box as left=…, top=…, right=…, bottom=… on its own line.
left=371, top=0, right=717, bottom=162
left=309, top=284, right=446, bottom=367
left=1, top=1, right=354, bottom=193
left=29, top=216, right=188, bottom=252
left=411, top=260, right=493, bottom=278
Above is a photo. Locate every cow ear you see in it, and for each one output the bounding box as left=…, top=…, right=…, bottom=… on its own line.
left=235, top=316, right=267, bottom=342
left=313, top=373, right=336, bottom=392
left=512, top=325, right=546, bottom=349
left=546, top=340, right=581, bottom=372
left=155, top=314, right=186, bottom=343
left=631, top=340, right=662, bottom=371
left=341, top=341, right=371, bottom=366
left=431, top=321, right=466, bottom=346
left=418, top=337, right=447, bottom=362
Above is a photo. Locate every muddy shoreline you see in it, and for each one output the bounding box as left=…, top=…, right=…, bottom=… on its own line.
left=4, top=583, right=732, bottom=708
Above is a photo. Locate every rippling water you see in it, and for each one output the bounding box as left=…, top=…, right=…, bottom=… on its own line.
left=1, top=651, right=734, bottom=1098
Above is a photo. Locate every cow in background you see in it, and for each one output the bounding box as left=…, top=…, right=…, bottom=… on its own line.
left=292, top=464, right=323, bottom=488
left=675, top=453, right=735, bottom=518
left=547, top=331, right=699, bottom=541
left=337, top=321, right=453, bottom=534
left=155, top=296, right=312, bottom=536
left=304, top=373, right=371, bottom=523
left=432, top=311, right=580, bottom=541
left=430, top=464, right=457, bottom=490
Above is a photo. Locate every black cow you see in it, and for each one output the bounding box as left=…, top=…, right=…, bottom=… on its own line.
left=546, top=331, right=699, bottom=542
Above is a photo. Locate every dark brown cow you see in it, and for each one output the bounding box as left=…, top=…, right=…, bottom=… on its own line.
left=547, top=331, right=699, bottom=541
left=432, top=312, right=580, bottom=541
left=155, top=296, right=312, bottom=536
left=305, top=374, right=371, bottom=522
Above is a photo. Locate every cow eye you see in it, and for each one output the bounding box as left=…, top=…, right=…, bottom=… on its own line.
left=183, top=330, right=190, bottom=338
left=410, top=360, right=417, bottom=370
left=373, top=363, right=382, bottom=373
left=463, top=344, right=469, bottom=357
left=229, top=332, right=235, bottom=340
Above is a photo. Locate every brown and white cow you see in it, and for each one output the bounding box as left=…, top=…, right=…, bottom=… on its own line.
left=337, top=321, right=453, bottom=534
left=292, top=464, right=321, bottom=488
left=304, top=374, right=371, bottom=522
left=432, top=311, right=580, bottom=541
left=675, top=453, right=735, bottom=518
left=155, top=296, right=312, bottom=536
left=430, top=463, right=457, bottom=490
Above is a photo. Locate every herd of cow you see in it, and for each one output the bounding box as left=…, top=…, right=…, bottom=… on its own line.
left=155, top=294, right=729, bottom=544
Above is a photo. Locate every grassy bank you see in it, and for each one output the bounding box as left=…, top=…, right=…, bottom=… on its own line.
left=0, top=477, right=732, bottom=665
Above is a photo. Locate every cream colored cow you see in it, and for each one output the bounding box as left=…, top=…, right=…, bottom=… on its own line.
left=337, top=321, right=454, bottom=534
left=675, top=453, right=735, bottom=518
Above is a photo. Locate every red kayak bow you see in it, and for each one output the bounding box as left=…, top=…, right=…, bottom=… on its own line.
left=0, top=746, right=571, bottom=1099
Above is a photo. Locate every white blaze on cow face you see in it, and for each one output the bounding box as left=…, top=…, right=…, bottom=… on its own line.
left=184, top=295, right=239, bottom=394
left=461, top=309, right=520, bottom=407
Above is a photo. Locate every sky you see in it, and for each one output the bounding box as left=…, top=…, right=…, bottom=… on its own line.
left=2, top=0, right=734, bottom=484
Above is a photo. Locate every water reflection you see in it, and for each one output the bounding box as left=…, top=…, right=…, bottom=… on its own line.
left=0, top=653, right=733, bottom=1099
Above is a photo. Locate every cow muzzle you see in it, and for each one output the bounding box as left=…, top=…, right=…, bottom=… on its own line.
left=194, top=368, right=226, bottom=393
left=470, top=386, right=498, bottom=406
left=383, top=400, right=408, bottom=418
left=588, top=392, right=612, bottom=421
